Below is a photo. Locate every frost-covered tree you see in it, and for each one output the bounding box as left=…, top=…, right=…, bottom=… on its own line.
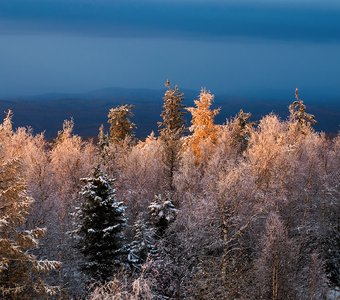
left=97, top=124, right=110, bottom=165
left=158, top=80, right=185, bottom=142
left=301, top=253, right=329, bottom=300
left=289, top=88, right=316, bottom=132
left=158, top=80, right=186, bottom=191
left=88, top=270, right=154, bottom=300
left=186, top=89, right=220, bottom=162
left=0, top=143, right=60, bottom=298
left=1, top=110, right=13, bottom=137
left=116, top=133, right=166, bottom=217
left=48, top=118, right=96, bottom=295
left=229, top=109, right=254, bottom=153
left=77, top=167, right=127, bottom=282
left=148, top=194, right=177, bottom=237
left=254, top=213, right=299, bottom=300
left=247, top=113, right=288, bottom=190
left=51, top=119, right=96, bottom=203
left=108, top=104, right=135, bottom=144
left=128, top=219, right=157, bottom=270
left=98, top=124, right=109, bottom=152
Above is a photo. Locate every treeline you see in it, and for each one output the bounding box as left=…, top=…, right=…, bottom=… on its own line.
left=0, top=83, right=339, bottom=299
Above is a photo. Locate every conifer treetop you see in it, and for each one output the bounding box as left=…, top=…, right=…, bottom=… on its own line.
left=289, top=88, right=316, bottom=129
left=108, top=104, right=136, bottom=144
left=186, top=89, right=220, bottom=133
left=158, top=80, right=186, bottom=142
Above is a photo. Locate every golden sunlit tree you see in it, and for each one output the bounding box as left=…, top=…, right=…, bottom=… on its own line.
left=108, top=104, right=136, bottom=144
left=185, top=89, right=220, bottom=162
left=0, top=112, right=61, bottom=299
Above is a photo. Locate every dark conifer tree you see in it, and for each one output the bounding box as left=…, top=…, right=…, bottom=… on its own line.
left=148, top=194, right=177, bottom=238
left=230, top=109, right=254, bottom=153
left=127, top=219, right=157, bottom=270
left=77, top=167, right=127, bottom=282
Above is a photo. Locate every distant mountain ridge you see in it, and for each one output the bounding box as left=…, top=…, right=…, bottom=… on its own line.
left=1, top=87, right=339, bottom=139
left=10, top=87, right=197, bottom=102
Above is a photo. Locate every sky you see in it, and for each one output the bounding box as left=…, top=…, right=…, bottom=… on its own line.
left=0, top=0, right=340, bottom=99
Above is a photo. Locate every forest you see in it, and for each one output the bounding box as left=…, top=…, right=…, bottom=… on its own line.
left=0, top=83, right=339, bottom=300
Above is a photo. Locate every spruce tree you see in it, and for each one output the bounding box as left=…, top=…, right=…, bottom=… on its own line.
left=97, top=124, right=109, bottom=163
left=289, top=88, right=316, bottom=131
left=77, top=167, right=127, bottom=282
left=148, top=194, right=177, bottom=238
left=108, top=104, right=135, bottom=144
left=98, top=124, right=109, bottom=151
left=229, top=109, right=254, bottom=153
left=186, top=89, right=220, bottom=161
left=158, top=80, right=186, bottom=191
left=0, top=116, right=61, bottom=299
left=127, top=219, right=157, bottom=270
left=158, top=80, right=185, bottom=142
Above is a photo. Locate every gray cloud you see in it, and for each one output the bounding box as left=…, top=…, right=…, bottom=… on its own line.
left=1, top=0, right=340, bottom=98
left=0, top=0, right=340, bottom=43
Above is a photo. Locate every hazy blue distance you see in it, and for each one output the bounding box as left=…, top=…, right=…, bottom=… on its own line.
left=0, top=0, right=340, bottom=100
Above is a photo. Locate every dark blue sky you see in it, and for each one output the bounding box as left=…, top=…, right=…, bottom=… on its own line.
left=0, top=0, right=340, bottom=98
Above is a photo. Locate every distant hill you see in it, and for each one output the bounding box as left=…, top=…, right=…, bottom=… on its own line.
left=0, top=87, right=339, bottom=139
